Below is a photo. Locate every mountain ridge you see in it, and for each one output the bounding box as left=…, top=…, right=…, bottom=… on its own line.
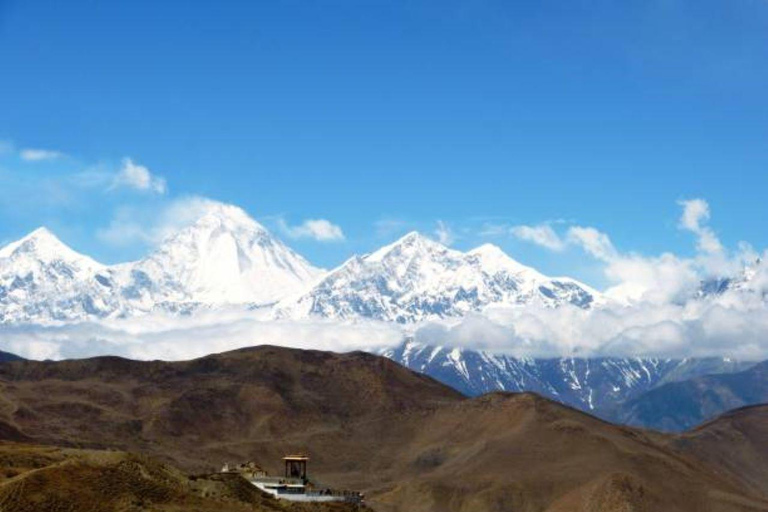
left=275, top=231, right=602, bottom=323
left=381, top=339, right=753, bottom=420
left=0, top=206, right=602, bottom=324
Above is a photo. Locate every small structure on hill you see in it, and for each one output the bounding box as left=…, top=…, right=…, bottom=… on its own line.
left=221, top=453, right=363, bottom=504
left=283, top=454, right=309, bottom=481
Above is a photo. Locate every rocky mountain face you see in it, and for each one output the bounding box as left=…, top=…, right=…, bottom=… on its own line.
left=0, top=346, right=766, bottom=512
left=0, top=204, right=322, bottom=323
left=382, top=339, right=752, bottom=419
left=276, top=232, right=602, bottom=323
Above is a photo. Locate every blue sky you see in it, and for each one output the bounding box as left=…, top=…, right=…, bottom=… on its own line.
left=1, top=0, right=767, bottom=286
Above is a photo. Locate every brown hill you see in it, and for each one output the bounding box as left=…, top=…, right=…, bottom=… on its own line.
left=674, top=404, right=768, bottom=500
left=0, top=346, right=766, bottom=512
left=343, top=393, right=768, bottom=512
left=0, top=346, right=462, bottom=470
left=0, top=441, right=364, bottom=512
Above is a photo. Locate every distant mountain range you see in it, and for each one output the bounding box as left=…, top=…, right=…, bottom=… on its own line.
left=381, top=339, right=753, bottom=424
left=275, top=232, right=602, bottom=322
left=3, top=201, right=765, bottom=326
left=617, top=360, right=768, bottom=431
left=0, top=203, right=601, bottom=324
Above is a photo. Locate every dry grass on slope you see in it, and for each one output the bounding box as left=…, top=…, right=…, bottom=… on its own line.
left=0, top=442, right=366, bottom=512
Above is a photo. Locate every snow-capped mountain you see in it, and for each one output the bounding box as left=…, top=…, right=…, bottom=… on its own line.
left=0, top=204, right=322, bottom=323
left=0, top=217, right=600, bottom=325
left=382, top=339, right=752, bottom=417
left=276, top=232, right=602, bottom=323
left=121, top=203, right=322, bottom=308
left=0, top=228, right=121, bottom=322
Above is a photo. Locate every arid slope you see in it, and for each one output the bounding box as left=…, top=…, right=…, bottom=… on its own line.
left=0, top=346, right=765, bottom=512
left=0, top=441, right=364, bottom=512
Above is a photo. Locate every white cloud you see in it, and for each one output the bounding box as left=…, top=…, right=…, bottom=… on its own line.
left=567, top=226, right=618, bottom=261
left=434, top=220, right=454, bottom=246
left=0, top=314, right=402, bottom=362
left=511, top=224, right=565, bottom=251
left=410, top=286, right=768, bottom=360
left=500, top=202, right=729, bottom=302
left=562, top=224, right=701, bottom=304
left=111, top=158, right=167, bottom=194
left=678, top=198, right=723, bottom=255
left=602, top=253, right=699, bottom=304
left=679, top=198, right=710, bottom=232
left=20, top=148, right=65, bottom=162
left=280, top=218, right=345, bottom=242
left=6, top=286, right=768, bottom=361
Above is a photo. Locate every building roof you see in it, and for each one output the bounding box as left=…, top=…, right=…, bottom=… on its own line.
left=283, top=454, right=309, bottom=461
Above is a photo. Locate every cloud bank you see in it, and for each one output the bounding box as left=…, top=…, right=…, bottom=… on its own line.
left=0, top=314, right=401, bottom=362
left=412, top=285, right=768, bottom=360
left=3, top=275, right=768, bottom=363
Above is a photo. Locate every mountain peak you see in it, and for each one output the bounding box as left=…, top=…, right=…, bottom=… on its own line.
left=367, top=231, right=450, bottom=262
left=0, top=227, right=98, bottom=265
left=468, top=243, right=540, bottom=276
left=27, top=226, right=56, bottom=239
left=137, top=201, right=321, bottom=305
left=154, top=201, right=273, bottom=255
left=187, top=202, right=267, bottom=235
left=386, top=231, right=434, bottom=248
left=18, top=227, right=60, bottom=247
left=468, top=243, right=505, bottom=257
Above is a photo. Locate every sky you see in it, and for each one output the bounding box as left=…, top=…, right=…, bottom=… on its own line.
left=1, top=0, right=768, bottom=289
